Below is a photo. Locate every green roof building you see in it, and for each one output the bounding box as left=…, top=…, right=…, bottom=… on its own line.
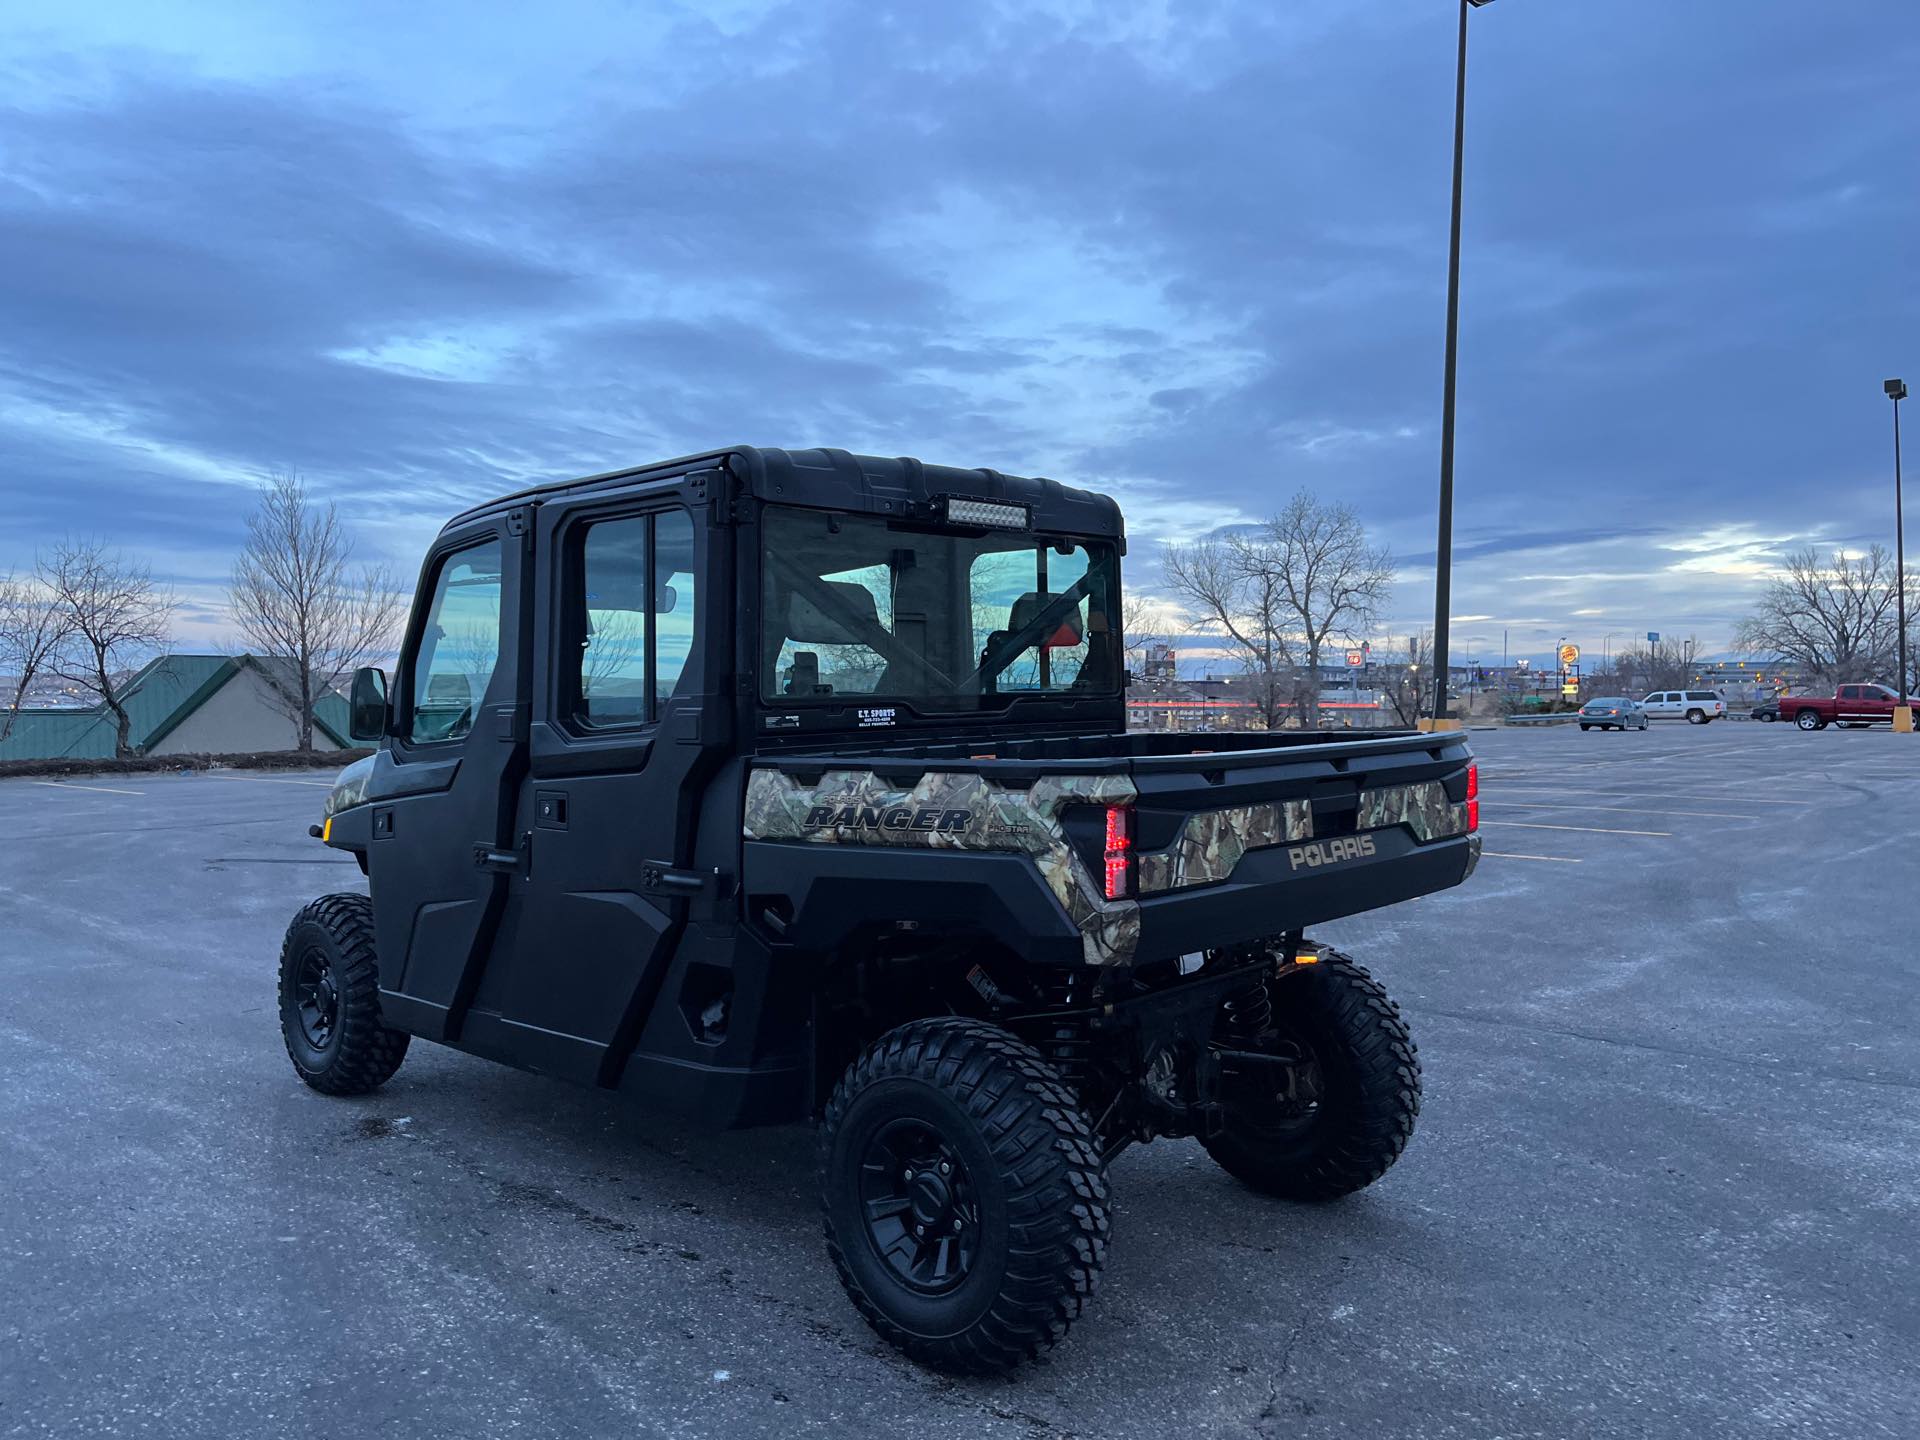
left=0, top=655, right=350, bottom=761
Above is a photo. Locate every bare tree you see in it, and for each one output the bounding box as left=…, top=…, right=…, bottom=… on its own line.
left=1611, top=635, right=1699, bottom=695
left=229, top=470, right=408, bottom=751
left=1381, top=631, right=1435, bottom=728
left=0, top=575, right=73, bottom=742
left=1165, top=491, right=1393, bottom=727
left=38, top=540, right=175, bottom=759
left=1734, top=546, right=1914, bottom=689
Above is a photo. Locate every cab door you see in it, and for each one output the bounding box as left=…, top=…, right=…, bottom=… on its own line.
left=365, top=512, right=531, bottom=1040
left=465, top=476, right=729, bottom=1085
left=1862, top=685, right=1896, bottom=723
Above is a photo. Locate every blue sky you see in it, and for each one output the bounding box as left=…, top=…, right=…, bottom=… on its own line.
left=2, top=1, right=1915, bottom=666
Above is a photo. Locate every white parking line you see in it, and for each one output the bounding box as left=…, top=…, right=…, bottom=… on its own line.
left=1480, top=820, right=1672, bottom=837
left=30, top=779, right=145, bottom=796
left=1480, top=850, right=1584, bottom=863
left=1494, top=801, right=1753, bottom=820
left=1489, top=786, right=1809, bottom=807
left=189, top=774, right=337, bottom=788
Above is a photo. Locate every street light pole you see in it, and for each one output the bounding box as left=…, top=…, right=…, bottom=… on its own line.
left=1889, top=378, right=1911, bottom=732
left=1428, top=0, right=1495, bottom=729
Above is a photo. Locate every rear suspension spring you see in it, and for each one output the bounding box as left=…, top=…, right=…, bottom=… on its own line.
left=1217, top=963, right=1274, bottom=1042
left=1031, top=972, right=1095, bottom=1096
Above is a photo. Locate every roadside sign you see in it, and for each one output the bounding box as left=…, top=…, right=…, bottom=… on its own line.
left=1558, top=643, right=1580, bottom=667
left=1647, top=631, right=1660, bottom=643
left=1345, top=649, right=1364, bottom=666
left=1561, top=681, right=1579, bottom=697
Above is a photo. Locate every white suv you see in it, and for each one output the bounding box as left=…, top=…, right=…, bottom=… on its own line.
left=1640, top=689, right=1726, bottom=724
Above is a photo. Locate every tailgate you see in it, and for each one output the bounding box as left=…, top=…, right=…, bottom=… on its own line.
left=1116, top=731, right=1478, bottom=962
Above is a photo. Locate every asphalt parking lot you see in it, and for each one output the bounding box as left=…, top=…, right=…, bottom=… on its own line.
left=3, top=722, right=1917, bottom=1439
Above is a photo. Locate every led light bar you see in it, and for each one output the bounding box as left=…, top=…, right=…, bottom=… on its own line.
left=939, top=496, right=1030, bottom=530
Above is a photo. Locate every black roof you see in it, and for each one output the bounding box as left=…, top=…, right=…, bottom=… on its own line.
left=444, top=445, right=1123, bottom=538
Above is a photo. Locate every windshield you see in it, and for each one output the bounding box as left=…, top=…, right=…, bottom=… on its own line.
left=760, top=506, right=1121, bottom=709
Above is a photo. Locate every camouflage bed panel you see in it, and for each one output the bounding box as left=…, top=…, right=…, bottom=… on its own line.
left=1354, top=779, right=1470, bottom=843
left=743, top=770, right=1473, bottom=964
left=744, top=768, right=1141, bottom=964
left=1135, top=799, right=1313, bottom=894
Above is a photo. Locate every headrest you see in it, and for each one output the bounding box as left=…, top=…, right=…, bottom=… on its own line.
left=1008, top=591, right=1084, bottom=649
left=787, top=583, right=880, bottom=644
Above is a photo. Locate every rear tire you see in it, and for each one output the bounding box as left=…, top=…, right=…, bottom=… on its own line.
left=1579, top=723, right=1591, bottom=731
left=820, top=1018, right=1110, bottom=1373
left=278, top=894, right=409, bottom=1095
left=1686, top=709, right=1707, bottom=724
left=1204, top=951, right=1419, bottom=1202
left=1796, top=709, right=1823, bottom=731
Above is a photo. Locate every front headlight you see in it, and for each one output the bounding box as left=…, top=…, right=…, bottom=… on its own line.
left=323, top=754, right=375, bottom=817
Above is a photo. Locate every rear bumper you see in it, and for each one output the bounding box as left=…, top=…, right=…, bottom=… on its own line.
left=1133, top=828, right=1479, bottom=964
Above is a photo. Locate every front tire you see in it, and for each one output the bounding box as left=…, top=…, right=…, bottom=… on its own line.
left=820, top=1018, right=1110, bottom=1373
left=1204, top=951, right=1419, bottom=1202
left=278, top=894, right=409, bottom=1095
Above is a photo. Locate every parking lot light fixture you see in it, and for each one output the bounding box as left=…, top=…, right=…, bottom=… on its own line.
left=1890, top=378, right=1910, bottom=733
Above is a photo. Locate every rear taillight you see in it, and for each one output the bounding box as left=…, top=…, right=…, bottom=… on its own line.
left=1466, top=762, right=1479, bottom=833
left=1103, top=804, right=1134, bottom=900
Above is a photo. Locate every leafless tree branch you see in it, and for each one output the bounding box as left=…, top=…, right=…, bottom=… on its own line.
left=1163, top=491, right=1393, bottom=728
left=0, top=574, right=75, bottom=742
left=227, top=469, right=408, bottom=751
left=1734, top=546, right=1914, bottom=688
left=37, top=538, right=176, bottom=759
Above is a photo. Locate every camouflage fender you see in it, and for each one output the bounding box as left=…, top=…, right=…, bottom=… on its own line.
left=744, top=768, right=1140, bottom=964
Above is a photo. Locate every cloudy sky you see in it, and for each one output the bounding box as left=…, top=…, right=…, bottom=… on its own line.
left=2, top=1, right=1916, bottom=666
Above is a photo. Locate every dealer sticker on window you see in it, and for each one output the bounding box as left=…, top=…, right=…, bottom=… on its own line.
left=857, top=707, right=897, bottom=728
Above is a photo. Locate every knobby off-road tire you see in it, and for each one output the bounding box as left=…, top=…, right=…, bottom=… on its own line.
left=820, top=1017, right=1110, bottom=1373
left=1205, top=950, right=1419, bottom=1203
left=278, top=893, right=409, bottom=1095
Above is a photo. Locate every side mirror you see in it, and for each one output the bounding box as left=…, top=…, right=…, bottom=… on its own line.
left=349, top=667, right=389, bottom=742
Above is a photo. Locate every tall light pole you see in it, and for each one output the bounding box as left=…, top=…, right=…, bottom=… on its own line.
left=1889, top=378, right=1911, bottom=732
left=1428, top=0, right=1496, bottom=730
left=1602, top=630, right=1628, bottom=674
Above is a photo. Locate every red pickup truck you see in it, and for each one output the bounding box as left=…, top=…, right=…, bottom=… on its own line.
left=1784, top=684, right=1916, bottom=730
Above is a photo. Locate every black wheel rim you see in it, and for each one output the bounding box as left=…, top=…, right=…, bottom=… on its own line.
left=295, top=948, right=341, bottom=1051
left=858, top=1118, right=979, bottom=1295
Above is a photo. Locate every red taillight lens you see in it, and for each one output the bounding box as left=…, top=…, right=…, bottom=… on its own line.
left=1103, top=804, right=1133, bottom=900
left=1466, top=762, right=1480, bottom=832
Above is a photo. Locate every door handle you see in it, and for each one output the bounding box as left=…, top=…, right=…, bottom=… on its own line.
left=474, top=833, right=531, bottom=875
left=640, top=862, right=724, bottom=896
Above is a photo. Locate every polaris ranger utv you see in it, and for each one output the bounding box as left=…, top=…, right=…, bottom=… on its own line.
left=283, top=446, right=1479, bottom=1371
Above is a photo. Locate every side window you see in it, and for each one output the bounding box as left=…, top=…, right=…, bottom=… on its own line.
left=1838, top=685, right=1859, bottom=701
left=572, top=509, right=699, bottom=727
left=408, top=539, right=504, bottom=744
left=654, top=511, right=697, bottom=702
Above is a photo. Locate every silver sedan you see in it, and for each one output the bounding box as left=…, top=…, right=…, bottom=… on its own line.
left=1578, top=697, right=1649, bottom=731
